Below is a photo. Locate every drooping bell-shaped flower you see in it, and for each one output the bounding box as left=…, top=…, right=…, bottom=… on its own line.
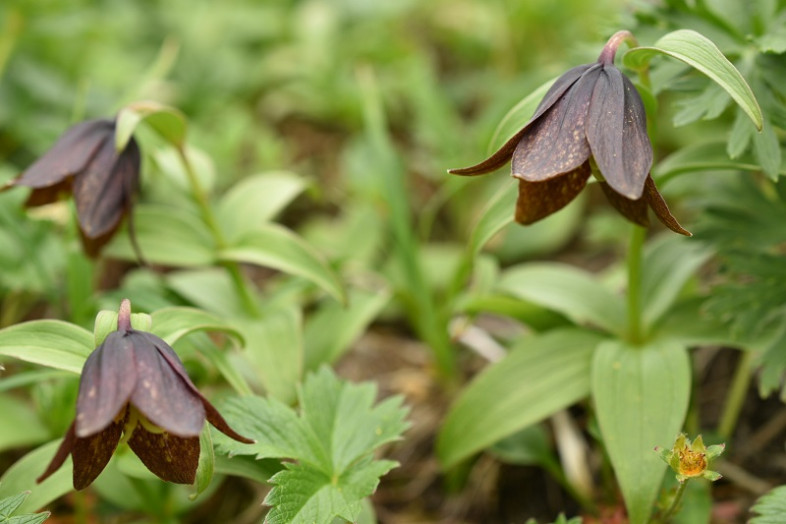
left=37, top=299, right=253, bottom=489
left=449, top=30, right=690, bottom=236
left=4, top=118, right=141, bottom=256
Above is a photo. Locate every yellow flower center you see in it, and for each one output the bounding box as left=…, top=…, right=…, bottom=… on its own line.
left=678, top=446, right=707, bottom=476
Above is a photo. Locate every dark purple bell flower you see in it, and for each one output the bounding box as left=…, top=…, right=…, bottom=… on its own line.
left=4, top=118, right=141, bottom=256
left=449, top=31, right=690, bottom=236
left=37, top=299, right=253, bottom=490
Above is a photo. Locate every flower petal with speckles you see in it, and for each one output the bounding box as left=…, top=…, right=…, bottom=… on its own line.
left=512, top=65, right=600, bottom=182
left=515, top=162, right=591, bottom=224
left=76, top=332, right=137, bottom=438
left=129, top=332, right=205, bottom=438
left=128, top=426, right=200, bottom=484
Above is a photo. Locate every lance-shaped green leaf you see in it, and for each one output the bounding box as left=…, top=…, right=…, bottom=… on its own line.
left=438, top=329, right=604, bottom=468
left=105, top=204, right=216, bottom=267
left=219, top=224, right=345, bottom=304
left=217, top=172, right=308, bottom=242
left=623, top=29, right=763, bottom=130
left=591, top=339, right=691, bottom=524
left=149, top=307, right=244, bottom=347
left=115, top=101, right=187, bottom=150
left=466, top=180, right=518, bottom=259
left=0, top=321, right=93, bottom=373
left=497, top=263, right=626, bottom=335
left=215, top=367, right=409, bottom=524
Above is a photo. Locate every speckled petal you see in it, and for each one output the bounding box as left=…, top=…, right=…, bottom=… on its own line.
left=72, top=413, right=125, bottom=490
left=129, top=331, right=206, bottom=437
left=599, top=180, right=650, bottom=227
left=145, top=332, right=254, bottom=444
left=73, top=135, right=140, bottom=239
left=449, top=64, right=594, bottom=176
left=587, top=64, right=648, bottom=200
left=8, top=119, right=113, bottom=191
left=512, top=65, right=600, bottom=182
left=127, top=426, right=200, bottom=484
left=75, top=332, right=137, bottom=438
left=514, top=162, right=591, bottom=224
left=645, top=177, right=692, bottom=236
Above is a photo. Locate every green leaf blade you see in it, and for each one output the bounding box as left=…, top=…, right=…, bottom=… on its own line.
left=0, top=320, right=93, bottom=373
left=591, top=340, right=691, bottom=524
left=438, top=329, right=604, bottom=468
left=623, top=29, right=763, bottom=130
left=220, top=224, right=346, bottom=304
left=497, top=263, right=626, bottom=335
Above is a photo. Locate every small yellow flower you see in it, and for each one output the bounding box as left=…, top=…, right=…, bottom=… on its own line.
left=656, top=433, right=724, bottom=483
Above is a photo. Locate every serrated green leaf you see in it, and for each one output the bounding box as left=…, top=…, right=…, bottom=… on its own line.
left=303, top=287, right=391, bottom=370
left=0, top=321, right=93, bottom=373
left=264, top=458, right=396, bottom=524
left=437, top=329, right=604, bottom=468
left=4, top=512, right=50, bottom=524
left=0, top=492, right=28, bottom=519
left=654, top=142, right=779, bottom=182
left=640, top=234, right=712, bottom=329
left=728, top=108, right=756, bottom=159
left=217, top=172, right=308, bottom=242
left=591, top=339, right=691, bottom=524
left=0, top=440, right=72, bottom=514
left=623, top=29, right=763, bottom=130
left=672, top=82, right=730, bottom=127
left=751, top=485, right=786, bottom=523
left=115, top=101, right=187, bottom=150
left=220, top=224, right=345, bottom=304
left=497, top=263, right=626, bottom=335
left=149, top=307, right=244, bottom=347
left=753, top=119, right=782, bottom=181
left=105, top=205, right=216, bottom=267
left=216, top=368, right=408, bottom=524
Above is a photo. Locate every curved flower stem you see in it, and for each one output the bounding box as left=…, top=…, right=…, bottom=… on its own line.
left=717, top=350, right=754, bottom=439
left=175, top=145, right=261, bottom=317
left=660, top=480, right=688, bottom=523
left=627, top=225, right=647, bottom=345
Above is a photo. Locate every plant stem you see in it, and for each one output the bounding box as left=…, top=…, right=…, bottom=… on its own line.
left=717, top=350, right=753, bottom=439
left=660, top=480, right=688, bottom=523
left=627, top=225, right=647, bottom=344
left=175, top=145, right=261, bottom=317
